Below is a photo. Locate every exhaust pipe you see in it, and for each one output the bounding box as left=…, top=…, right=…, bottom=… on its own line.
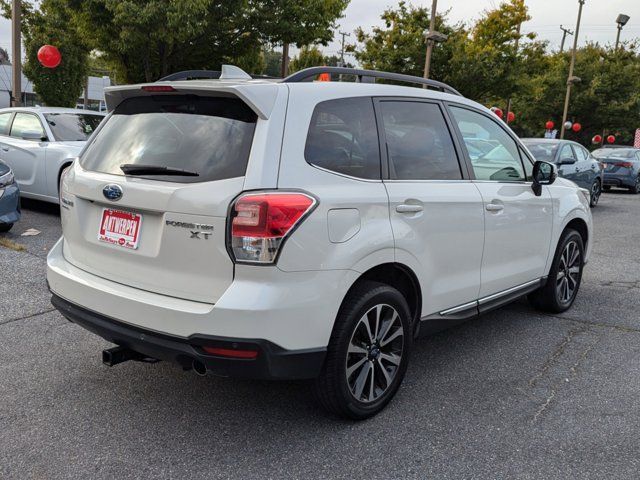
left=102, top=345, right=145, bottom=366
left=192, top=359, right=207, bottom=376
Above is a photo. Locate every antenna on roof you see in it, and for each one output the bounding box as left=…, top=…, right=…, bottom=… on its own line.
left=219, top=65, right=252, bottom=80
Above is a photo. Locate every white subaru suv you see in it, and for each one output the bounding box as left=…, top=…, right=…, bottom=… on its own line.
left=47, top=66, right=592, bottom=419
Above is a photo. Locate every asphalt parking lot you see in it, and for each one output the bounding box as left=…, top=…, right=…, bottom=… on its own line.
left=1, top=193, right=640, bottom=479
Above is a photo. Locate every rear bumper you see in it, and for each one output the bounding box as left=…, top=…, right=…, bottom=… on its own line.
left=52, top=293, right=326, bottom=380
left=603, top=173, right=635, bottom=187
left=0, top=183, right=21, bottom=225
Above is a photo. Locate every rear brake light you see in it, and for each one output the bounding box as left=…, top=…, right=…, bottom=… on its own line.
left=229, top=192, right=316, bottom=264
left=141, top=85, right=176, bottom=92
left=202, top=346, right=259, bottom=359
left=615, top=162, right=634, bottom=168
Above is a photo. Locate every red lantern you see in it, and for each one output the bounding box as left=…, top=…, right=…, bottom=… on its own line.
left=607, top=135, right=616, bottom=144
left=592, top=135, right=602, bottom=144
left=507, top=111, right=515, bottom=123
left=545, top=121, right=554, bottom=130
left=37, top=45, right=62, bottom=68
left=571, top=122, right=581, bottom=132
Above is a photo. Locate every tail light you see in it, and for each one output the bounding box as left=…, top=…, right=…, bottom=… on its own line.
left=59, top=163, right=74, bottom=207
left=229, top=192, right=316, bottom=264
left=615, top=162, right=634, bottom=168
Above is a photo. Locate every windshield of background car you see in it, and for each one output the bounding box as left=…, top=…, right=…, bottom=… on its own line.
left=44, top=113, right=104, bottom=141
left=521, top=141, right=558, bottom=162
left=592, top=149, right=635, bottom=159
left=79, top=95, right=257, bottom=183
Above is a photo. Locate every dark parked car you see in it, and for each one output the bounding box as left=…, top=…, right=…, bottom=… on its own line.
left=0, top=159, right=20, bottom=232
left=591, top=147, right=640, bottom=194
left=522, top=138, right=603, bottom=207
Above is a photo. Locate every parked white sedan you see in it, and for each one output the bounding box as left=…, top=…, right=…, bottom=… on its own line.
left=0, top=107, right=105, bottom=204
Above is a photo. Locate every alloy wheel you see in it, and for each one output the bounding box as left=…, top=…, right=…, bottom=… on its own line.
left=556, top=240, right=581, bottom=304
left=591, top=181, right=600, bottom=206
left=345, top=304, right=404, bottom=403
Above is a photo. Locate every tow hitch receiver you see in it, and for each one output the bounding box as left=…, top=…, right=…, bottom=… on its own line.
left=102, top=345, right=158, bottom=366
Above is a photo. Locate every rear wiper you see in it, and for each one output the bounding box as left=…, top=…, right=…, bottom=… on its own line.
left=120, top=164, right=199, bottom=176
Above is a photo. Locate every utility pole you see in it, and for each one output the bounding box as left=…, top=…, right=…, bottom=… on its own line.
left=504, top=22, right=522, bottom=125
left=559, top=25, right=574, bottom=53
left=423, top=0, right=438, bottom=82
left=560, top=0, right=585, bottom=139
left=338, top=31, right=350, bottom=67
left=11, top=0, right=21, bottom=107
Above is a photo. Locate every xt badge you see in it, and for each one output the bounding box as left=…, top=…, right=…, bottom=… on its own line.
left=190, top=231, right=212, bottom=240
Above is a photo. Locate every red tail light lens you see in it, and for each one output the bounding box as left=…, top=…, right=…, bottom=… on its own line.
left=229, top=192, right=316, bottom=263
left=141, top=85, right=176, bottom=92
left=615, top=162, right=634, bottom=168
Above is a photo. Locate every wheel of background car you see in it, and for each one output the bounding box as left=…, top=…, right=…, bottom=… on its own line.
left=528, top=229, right=584, bottom=313
left=630, top=175, right=640, bottom=195
left=590, top=179, right=601, bottom=208
left=314, top=280, right=412, bottom=419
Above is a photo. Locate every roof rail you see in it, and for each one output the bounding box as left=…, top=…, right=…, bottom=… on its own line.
left=282, top=67, right=462, bottom=96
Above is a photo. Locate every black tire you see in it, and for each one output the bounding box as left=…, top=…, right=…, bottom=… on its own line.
left=628, top=175, right=640, bottom=194
left=314, top=281, right=413, bottom=420
left=589, top=179, right=601, bottom=207
left=529, top=229, right=584, bottom=313
left=0, top=222, right=13, bottom=233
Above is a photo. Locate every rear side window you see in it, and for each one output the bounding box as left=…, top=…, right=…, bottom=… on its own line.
left=573, top=145, right=589, bottom=162
left=305, top=97, right=380, bottom=179
left=11, top=113, right=45, bottom=139
left=0, top=112, right=12, bottom=135
left=80, top=95, right=257, bottom=183
left=379, top=101, right=461, bottom=180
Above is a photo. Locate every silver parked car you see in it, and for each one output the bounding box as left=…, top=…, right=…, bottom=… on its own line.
left=0, top=107, right=105, bottom=204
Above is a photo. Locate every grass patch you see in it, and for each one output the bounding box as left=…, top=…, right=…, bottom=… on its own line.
left=0, top=236, right=26, bottom=252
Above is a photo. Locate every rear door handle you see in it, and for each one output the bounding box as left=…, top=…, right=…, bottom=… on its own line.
left=396, top=204, right=423, bottom=213
left=485, top=203, right=504, bottom=212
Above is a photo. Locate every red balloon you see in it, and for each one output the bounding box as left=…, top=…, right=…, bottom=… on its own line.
left=592, top=135, right=602, bottom=144
left=607, top=135, right=616, bottom=144
left=37, top=45, right=61, bottom=68
left=545, top=121, right=554, bottom=130
left=492, top=107, right=503, bottom=119
left=571, top=122, right=581, bottom=132
left=507, top=111, right=515, bottom=122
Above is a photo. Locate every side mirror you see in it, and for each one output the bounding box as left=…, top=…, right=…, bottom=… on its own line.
left=532, top=160, right=557, bottom=196
left=21, top=130, right=46, bottom=141
left=559, top=157, right=576, bottom=165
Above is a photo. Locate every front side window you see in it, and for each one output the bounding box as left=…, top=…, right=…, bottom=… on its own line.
left=559, top=144, right=576, bottom=163
left=11, top=113, right=45, bottom=140
left=45, top=113, right=104, bottom=141
left=305, top=97, right=381, bottom=179
left=379, top=101, right=462, bottom=180
left=80, top=95, right=257, bottom=183
left=450, top=106, right=525, bottom=182
left=0, top=112, right=12, bottom=135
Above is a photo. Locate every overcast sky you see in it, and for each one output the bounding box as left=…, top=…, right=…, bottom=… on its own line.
left=0, top=0, right=638, bottom=63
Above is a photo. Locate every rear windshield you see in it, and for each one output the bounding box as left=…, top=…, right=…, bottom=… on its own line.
left=592, top=148, right=635, bottom=159
left=44, top=113, right=104, bottom=141
left=79, top=95, right=257, bottom=183
left=521, top=141, right=559, bottom=162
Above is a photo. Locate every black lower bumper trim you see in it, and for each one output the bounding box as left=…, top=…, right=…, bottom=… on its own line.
left=51, top=294, right=326, bottom=380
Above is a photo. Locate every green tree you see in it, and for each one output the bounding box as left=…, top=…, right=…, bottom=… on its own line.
left=350, top=1, right=464, bottom=81
left=262, top=48, right=282, bottom=77
left=252, top=0, right=349, bottom=77
left=1, top=0, right=89, bottom=106
left=289, top=45, right=326, bottom=73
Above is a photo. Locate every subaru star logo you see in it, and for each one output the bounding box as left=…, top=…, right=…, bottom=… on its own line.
left=103, top=184, right=123, bottom=201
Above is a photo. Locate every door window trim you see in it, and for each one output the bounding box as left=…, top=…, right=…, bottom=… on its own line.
left=444, top=101, right=530, bottom=183
left=9, top=112, right=49, bottom=141
left=373, top=96, right=471, bottom=182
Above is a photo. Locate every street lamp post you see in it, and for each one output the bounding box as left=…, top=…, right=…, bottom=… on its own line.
left=615, top=14, right=630, bottom=50
left=560, top=0, right=585, bottom=139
